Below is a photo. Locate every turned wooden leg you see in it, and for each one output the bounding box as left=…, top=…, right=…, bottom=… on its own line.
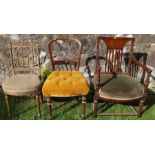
left=5, top=94, right=11, bottom=118
left=47, top=97, right=52, bottom=119
left=15, top=96, right=19, bottom=103
left=138, top=99, right=145, bottom=118
left=94, top=98, right=98, bottom=118
left=82, top=96, right=86, bottom=119
left=39, top=91, right=44, bottom=103
left=36, top=92, right=41, bottom=117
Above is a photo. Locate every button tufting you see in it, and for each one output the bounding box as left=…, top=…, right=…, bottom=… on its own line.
left=42, top=70, right=89, bottom=97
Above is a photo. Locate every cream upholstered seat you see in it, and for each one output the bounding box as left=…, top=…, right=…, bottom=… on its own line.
left=2, top=74, right=41, bottom=96
left=42, top=71, right=89, bottom=97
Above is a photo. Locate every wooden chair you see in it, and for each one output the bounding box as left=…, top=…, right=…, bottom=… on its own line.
left=94, top=36, right=152, bottom=117
left=42, top=37, right=90, bottom=119
left=2, top=43, right=42, bottom=118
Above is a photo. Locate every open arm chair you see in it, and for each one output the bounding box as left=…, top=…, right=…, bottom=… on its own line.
left=2, top=43, right=42, bottom=118
left=94, top=36, right=152, bottom=118
left=42, top=37, right=90, bottom=119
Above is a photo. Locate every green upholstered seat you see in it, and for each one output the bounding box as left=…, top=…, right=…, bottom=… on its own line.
left=98, top=74, right=144, bottom=101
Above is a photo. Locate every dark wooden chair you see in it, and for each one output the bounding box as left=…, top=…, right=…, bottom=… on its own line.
left=42, top=37, right=90, bottom=119
left=2, top=43, right=42, bottom=118
left=94, top=36, right=152, bottom=117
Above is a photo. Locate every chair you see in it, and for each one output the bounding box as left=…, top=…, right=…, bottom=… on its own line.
left=2, top=43, right=42, bottom=118
left=94, top=36, right=152, bottom=117
left=42, top=37, right=90, bottom=119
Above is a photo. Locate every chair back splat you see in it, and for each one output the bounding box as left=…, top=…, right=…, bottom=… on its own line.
left=96, top=36, right=135, bottom=74
left=9, top=42, right=41, bottom=75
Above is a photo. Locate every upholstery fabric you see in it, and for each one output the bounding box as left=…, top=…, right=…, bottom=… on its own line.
left=42, top=71, right=89, bottom=97
left=2, top=74, right=41, bottom=95
left=98, top=74, right=144, bottom=100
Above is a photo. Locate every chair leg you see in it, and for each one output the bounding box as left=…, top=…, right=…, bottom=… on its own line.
left=94, top=98, right=98, bottom=118
left=36, top=92, right=41, bottom=117
left=138, top=99, right=145, bottom=118
left=47, top=97, right=52, bottom=120
left=39, top=91, right=44, bottom=103
left=15, top=96, right=19, bottom=103
left=82, top=96, right=86, bottom=119
left=4, top=94, right=11, bottom=118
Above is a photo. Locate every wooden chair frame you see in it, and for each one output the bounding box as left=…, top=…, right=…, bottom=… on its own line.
left=94, top=36, right=152, bottom=117
left=3, top=42, right=42, bottom=118
left=46, top=37, right=87, bottom=119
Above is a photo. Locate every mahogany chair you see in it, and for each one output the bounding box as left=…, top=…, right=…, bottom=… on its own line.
left=42, top=37, right=89, bottom=119
left=94, top=36, right=152, bottom=117
left=2, top=43, right=42, bottom=118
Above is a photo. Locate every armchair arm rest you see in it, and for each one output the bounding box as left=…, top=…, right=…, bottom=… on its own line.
left=131, top=57, right=152, bottom=94
left=132, top=57, right=152, bottom=73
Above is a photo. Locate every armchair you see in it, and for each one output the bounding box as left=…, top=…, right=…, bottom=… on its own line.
left=94, top=36, right=152, bottom=117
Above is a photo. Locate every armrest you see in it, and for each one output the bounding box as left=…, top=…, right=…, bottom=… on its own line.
left=131, top=57, right=152, bottom=94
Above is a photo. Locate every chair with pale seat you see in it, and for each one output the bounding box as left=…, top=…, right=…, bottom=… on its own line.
left=2, top=43, right=42, bottom=118
left=42, top=37, right=90, bottom=119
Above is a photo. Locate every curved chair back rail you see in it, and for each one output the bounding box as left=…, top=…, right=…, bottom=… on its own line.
left=48, top=37, right=82, bottom=71
left=8, top=43, right=41, bottom=75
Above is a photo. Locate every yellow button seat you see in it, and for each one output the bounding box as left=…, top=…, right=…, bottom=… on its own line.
left=42, top=71, right=90, bottom=97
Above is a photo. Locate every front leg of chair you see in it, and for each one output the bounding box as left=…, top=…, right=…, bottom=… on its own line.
left=47, top=97, right=52, bottom=120
left=36, top=92, right=41, bottom=117
left=39, top=91, right=44, bottom=103
left=94, top=98, right=98, bottom=118
left=138, top=99, right=145, bottom=117
left=4, top=94, right=11, bottom=118
left=82, top=96, right=86, bottom=119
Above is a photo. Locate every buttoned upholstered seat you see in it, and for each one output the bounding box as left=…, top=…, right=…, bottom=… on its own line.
left=42, top=71, right=89, bottom=97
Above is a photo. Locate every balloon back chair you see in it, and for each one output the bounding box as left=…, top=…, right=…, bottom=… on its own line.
left=94, top=36, right=152, bottom=117
left=2, top=43, right=42, bottom=118
left=42, top=37, right=90, bottom=119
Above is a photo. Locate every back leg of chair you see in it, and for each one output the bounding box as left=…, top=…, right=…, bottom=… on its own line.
left=47, top=97, right=52, bottom=119
left=39, top=91, right=44, bottom=103
left=36, top=92, right=41, bottom=117
left=15, top=96, right=20, bottom=103
left=138, top=99, right=145, bottom=117
left=94, top=98, right=98, bottom=118
left=4, top=94, right=11, bottom=118
left=82, top=96, right=86, bottom=119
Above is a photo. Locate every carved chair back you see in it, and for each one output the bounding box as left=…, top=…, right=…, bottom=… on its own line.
left=9, top=43, right=41, bottom=76
left=96, top=36, right=135, bottom=75
left=48, top=37, right=82, bottom=71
